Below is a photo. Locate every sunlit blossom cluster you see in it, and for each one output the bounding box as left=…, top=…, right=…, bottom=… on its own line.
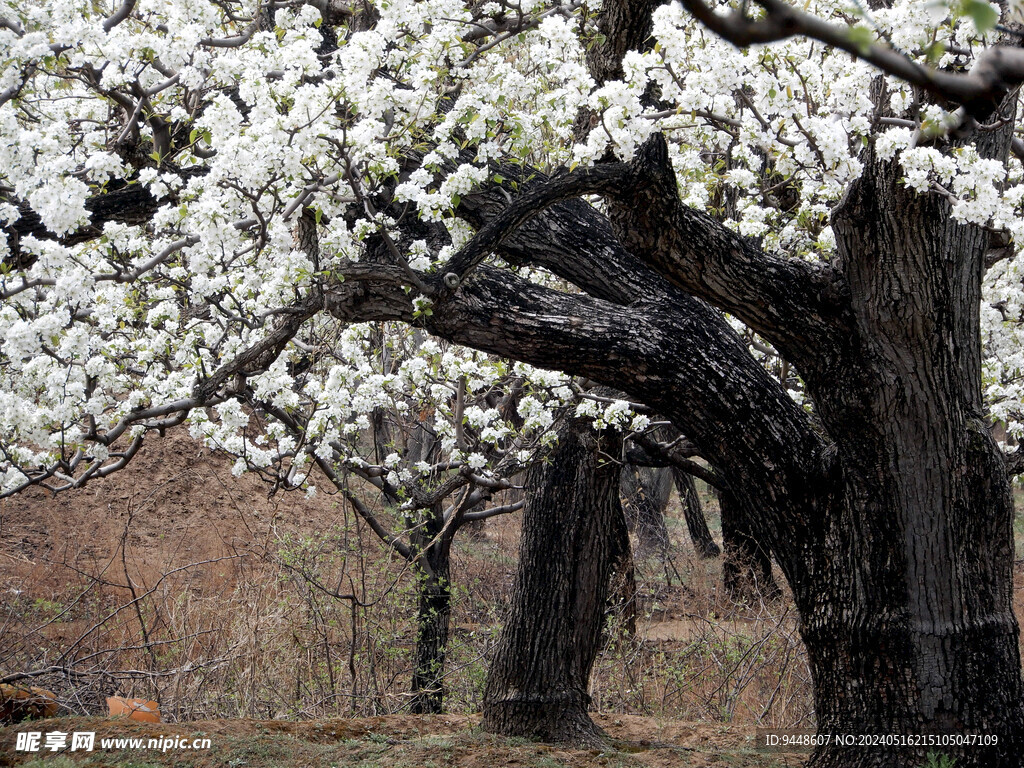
left=2, top=0, right=1024, bottom=493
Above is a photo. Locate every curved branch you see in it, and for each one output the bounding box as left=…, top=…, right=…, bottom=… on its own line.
left=458, top=171, right=674, bottom=305
left=680, top=0, right=1024, bottom=119
left=607, top=134, right=853, bottom=376
left=102, top=0, right=138, bottom=32
left=200, top=22, right=258, bottom=48
left=438, top=162, right=631, bottom=295
left=193, top=291, right=325, bottom=401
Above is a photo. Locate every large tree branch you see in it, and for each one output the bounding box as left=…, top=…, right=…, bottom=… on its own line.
left=450, top=137, right=852, bottom=375
left=458, top=171, right=677, bottom=305
left=102, top=0, right=138, bottom=32
left=436, top=163, right=631, bottom=294
left=321, top=263, right=834, bottom=576
left=606, top=134, right=853, bottom=375
left=680, top=0, right=1024, bottom=119
left=421, top=267, right=833, bottom=578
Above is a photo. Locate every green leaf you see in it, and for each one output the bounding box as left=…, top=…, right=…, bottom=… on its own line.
left=925, top=40, right=945, bottom=64
left=847, top=24, right=875, bottom=55
left=960, top=0, right=998, bottom=32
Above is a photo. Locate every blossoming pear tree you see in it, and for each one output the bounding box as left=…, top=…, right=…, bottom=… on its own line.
left=192, top=316, right=650, bottom=713
left=5, top=0, right=1024, bottom=763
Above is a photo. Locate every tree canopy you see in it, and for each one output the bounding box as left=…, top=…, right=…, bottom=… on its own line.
left=1, top=0, right=1024, bottom=488
left=5, top=0, right=1024, bottom=763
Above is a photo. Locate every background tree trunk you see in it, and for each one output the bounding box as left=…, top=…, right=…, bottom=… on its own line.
left=718, top=489, right=779, bottom=603
left=482, top=420, right=625, bottom=744
left=620, top=464, right=672, bottom=555
left=673, top=468, right=720, bottom=558
left=408, top=506, right=451, bottom=715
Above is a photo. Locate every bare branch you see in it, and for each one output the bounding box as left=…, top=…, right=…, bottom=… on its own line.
left=200, top=21, right=258, bottom=48
left=102, top=0, right=138, bottom=32
left=461, top=498, right=526, bottom=522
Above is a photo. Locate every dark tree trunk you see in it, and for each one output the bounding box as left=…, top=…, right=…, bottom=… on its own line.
left=482, top=420, right=625, bottom=744
left=408, top=506, right=451, bottom=715
left=672, top=468, right=720, bottom=558
left=608, top=476, right=638, bottom=637
left=620, top=464, right=672, bottom=555
left=792, top=142, right=1024, bottom=767
left=718, top=488, right=779, bottom=603
left=321, top=31, right=1024, bottom=753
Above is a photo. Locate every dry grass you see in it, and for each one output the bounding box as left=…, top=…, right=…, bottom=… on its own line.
left=1, top=430, right=1022, bottom=739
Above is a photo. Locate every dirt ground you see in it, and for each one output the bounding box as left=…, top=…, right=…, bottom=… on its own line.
left=0, top=713, right=803, bottom=768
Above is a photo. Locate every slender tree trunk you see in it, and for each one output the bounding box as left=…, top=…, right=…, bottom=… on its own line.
left=672, top=468, right=720, bottom=558
left=608, top=478, right=638, bottom=637
left=482, top=420, right=625, bottom=744
left=718, top=488, right=779, bottom=603
left=408, top=507, right=451, bottom=715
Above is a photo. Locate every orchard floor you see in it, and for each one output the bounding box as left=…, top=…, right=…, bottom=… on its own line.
left=3, top=429, right=1023, bottom=767
left=0, top=714, right=799, bottom=768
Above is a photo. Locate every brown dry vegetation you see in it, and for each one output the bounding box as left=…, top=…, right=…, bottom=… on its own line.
left=1, top=429, right=1022, bottom=766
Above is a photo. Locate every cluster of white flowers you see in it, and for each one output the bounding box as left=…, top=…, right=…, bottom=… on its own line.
left=3, top=0, right=1024, bottom=495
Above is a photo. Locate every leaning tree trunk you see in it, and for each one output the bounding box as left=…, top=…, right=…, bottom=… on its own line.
left=408, top=505, right=451, bottom=715
left=794, top=139, right=1024, bottom=767
left=482, top=419, right=625, bottom=744
left=718, top=488, right=779, bottom=603
left=672, top=467, right=720, bottom=558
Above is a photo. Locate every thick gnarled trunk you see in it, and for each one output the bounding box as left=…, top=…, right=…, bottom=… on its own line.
left=797, top=148, right=1024, bottom=767
left=482, top=420, right=626, bottom=743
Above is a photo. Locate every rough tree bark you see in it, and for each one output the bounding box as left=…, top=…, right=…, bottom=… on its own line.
left=791, top=141, right=1024, bottom=767
left=481, top=419, right=626, bottom=743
